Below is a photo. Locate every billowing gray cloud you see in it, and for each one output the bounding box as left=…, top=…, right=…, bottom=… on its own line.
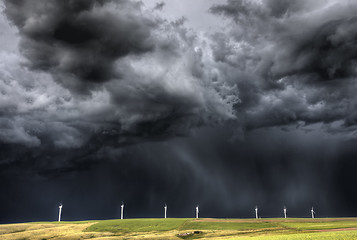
left=210, top=0, right=357, bottom=130
left=2, top=0, right=357, bottom=168
left=2, top=0, right=357, bottom=170
left=0, top=0, right=239, bottom=155
left=4, top=0, right=156, bottom=92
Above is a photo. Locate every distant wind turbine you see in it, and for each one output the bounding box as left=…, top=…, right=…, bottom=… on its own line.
left=284, top=206, right=287, bottom=219
left=58, top=204, right=63, bottom=222
left=196, top=206, right=199, bottom=219
left=121, top=202, right=124, bottom=220
left=164, top=204, right=167, bottom=219
left=255, top=206, right=258, bottom=219
left=311, top=207, right=315, bottom=219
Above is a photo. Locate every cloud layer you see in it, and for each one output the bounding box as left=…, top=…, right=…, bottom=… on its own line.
left=1, top=0, right=239, bottom=153
left=210, top=0, right=357, bottom=131
left=1, top=0, right=357, bottom=174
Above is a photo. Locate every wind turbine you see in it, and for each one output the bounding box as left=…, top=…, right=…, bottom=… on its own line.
left=164, top=204, right=167, bottom=219
left=58, top=204, right=63, bottom=222
left=255, top=206, right=258, bottom=219
left=121, top=202, right=124, bottom=220
left=196, top=206, right=199, bottom=219
left=283, top=206, right=287, bottom=219
left=311, top=207, right=315, bottom=219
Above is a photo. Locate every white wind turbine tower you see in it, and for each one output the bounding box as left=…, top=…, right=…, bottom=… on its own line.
left=255, top=206, right=258, bottom=219
left=311, top=207, right=315, bottom=219
left=164, top=204, right=167, bottom=219
left=283, top=206, right=287, bottom=219
left=121, top=202, right=124, bottom=220
left=58, top=204, right=63, bottom=222
left=196, top=206, right=199, bottom=219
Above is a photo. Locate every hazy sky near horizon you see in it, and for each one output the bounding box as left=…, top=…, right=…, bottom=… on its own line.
left=1, top=0, right=357, bottom=222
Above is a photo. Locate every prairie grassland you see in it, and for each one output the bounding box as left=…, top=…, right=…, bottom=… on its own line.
left=0, top=218, right=357, bottom=240
left=228, top=230, right=357, bottom=240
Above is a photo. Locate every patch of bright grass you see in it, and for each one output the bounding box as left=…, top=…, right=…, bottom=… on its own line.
left=178, top=220, right=280, bottom=231
left=86, top=218, right=189, bottom=233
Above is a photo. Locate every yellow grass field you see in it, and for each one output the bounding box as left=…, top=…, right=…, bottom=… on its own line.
left=1, top=218, right=357, bottom=240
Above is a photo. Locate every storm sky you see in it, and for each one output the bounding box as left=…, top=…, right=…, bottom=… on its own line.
left=1, top=0, right=357, bottom=223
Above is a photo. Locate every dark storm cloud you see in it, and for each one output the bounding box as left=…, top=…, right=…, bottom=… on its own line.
left=0, top=0, right=238, bottom=148
left=210, top=0, right=357, bottom=130
left=0, top=0, right=239, bottom=172
left=2, top=0, right=356, bottom=169
left=4, top=0, right=156, bottom=92
left=1, top=0, right=357, bottom=173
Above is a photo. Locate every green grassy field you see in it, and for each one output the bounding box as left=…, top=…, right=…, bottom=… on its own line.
left=1, top=218, right=357, bottom=239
